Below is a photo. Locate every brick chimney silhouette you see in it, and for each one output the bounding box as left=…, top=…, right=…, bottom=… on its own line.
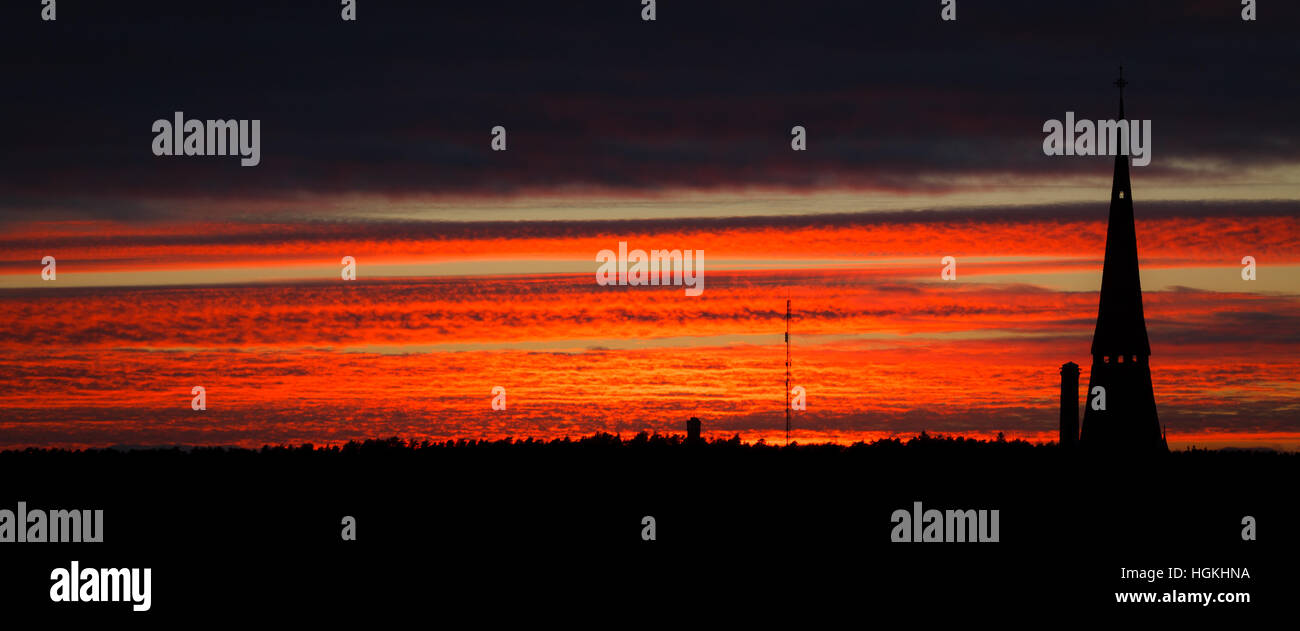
left=1059, top=362, right=1080, bottom=447
left=686, top=417, right=702, bottom=443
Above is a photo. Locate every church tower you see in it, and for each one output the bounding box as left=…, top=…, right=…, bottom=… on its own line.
left=1079, top=68, right=1166, bottom=453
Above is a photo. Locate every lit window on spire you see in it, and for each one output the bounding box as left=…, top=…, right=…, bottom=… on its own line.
left=1118, top=191, right=1125, bottom=199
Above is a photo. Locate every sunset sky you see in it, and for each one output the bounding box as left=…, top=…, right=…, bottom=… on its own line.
left=1, top=1, right=1296, bottom=449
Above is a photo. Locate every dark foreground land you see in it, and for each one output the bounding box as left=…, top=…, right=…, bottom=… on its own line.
left=0, top=433, right=1294, bottom=622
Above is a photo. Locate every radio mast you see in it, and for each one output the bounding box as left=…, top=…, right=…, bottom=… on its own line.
left=785, top=298, right=791, bottom=446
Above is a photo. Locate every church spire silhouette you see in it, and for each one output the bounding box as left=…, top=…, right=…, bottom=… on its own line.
left=1080, top=68, right=1166, bottom=453
left=1114, top=65, right=1127, bottom=118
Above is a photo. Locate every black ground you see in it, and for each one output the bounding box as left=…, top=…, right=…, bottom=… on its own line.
left=1, top=434, right=1293, bottom=622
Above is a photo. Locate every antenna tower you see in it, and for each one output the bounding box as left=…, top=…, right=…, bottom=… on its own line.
left=785, top=298, right=791, bottom=446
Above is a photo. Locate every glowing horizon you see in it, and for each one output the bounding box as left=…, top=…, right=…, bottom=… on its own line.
left=2, top=198, right=1297, bottom=451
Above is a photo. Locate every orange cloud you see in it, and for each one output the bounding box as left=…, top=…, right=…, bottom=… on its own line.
left=0, top=270, right=1296, bottom=449
left=2, top=212, right=1296, bottom=274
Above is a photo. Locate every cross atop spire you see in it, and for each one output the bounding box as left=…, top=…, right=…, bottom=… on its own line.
left=1114, top=65, right=1128, bottom=118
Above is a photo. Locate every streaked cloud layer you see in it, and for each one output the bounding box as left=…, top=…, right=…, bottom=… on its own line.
left=2, top=215, right=1297, bottom=450
left=0, top=1, right=1296, bottom=450
left=3, top=199, right=1296, bottom=283
left=3, top=1, right=1299, bottom=222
